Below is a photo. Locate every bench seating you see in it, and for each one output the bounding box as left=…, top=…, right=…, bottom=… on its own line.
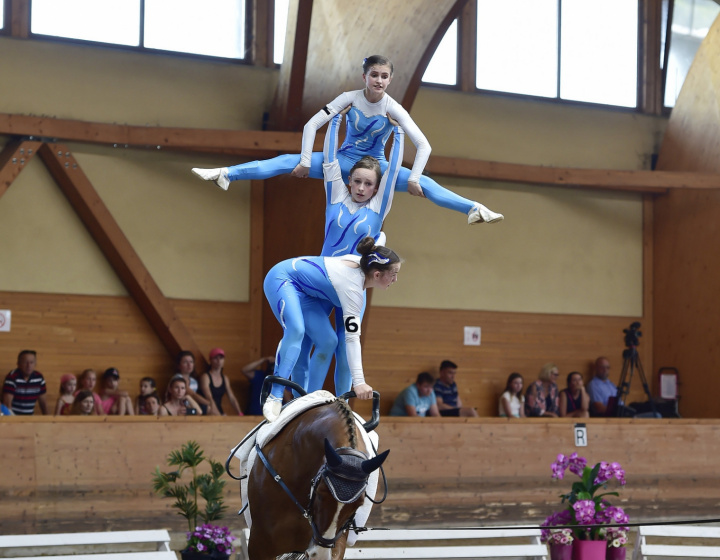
left=0, top=529, right=175, bottom=560
left=633, top=525, right=720, bottom=559
left=240, top=527, right=548, bottom=560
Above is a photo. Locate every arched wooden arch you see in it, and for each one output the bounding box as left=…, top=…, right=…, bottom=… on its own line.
left=270, top=0, right=467, bottom=131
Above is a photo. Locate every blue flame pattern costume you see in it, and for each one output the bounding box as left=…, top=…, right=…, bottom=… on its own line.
left=285, top=113, right=403, bottom=395
left=224, top=89, right=477, bottom=215
left=263, top=255, right=370, bottom=401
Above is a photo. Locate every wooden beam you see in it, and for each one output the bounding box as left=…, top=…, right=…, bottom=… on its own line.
left=10, top=0, right=30, bottom=38
left=36, top=143, right=208, bottom=370
left=270, top=0, right=313, bottom=131
left=249, top=180, right=265, bottom=359
left=403, top=0, right=469, bottom=109
left=5, top=113, right=718, bottom=193
left=0, top=139, right=42, bottom=199
left=639, top=0, right=663, bottom=115
left=423, top=154, right=720, bottom=193
left=458, top=0, right=477, bottom=94
left=0, top=113, right=306, bottom=154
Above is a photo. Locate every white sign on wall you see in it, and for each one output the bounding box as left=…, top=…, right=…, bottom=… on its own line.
left=464, top=326, right=481, bottom=346
left=574, top=423, right=588, bottom=447
left=0, top=310, right=11, bottom=332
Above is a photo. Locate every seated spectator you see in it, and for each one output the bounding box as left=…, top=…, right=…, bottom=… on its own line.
left=499, top=372, right=525, bottom=418
left=586, top=356, right=618, bottom=417
left=69, top=390, right=96, bottom=415
left=176, top=351, right=216, bottom=415
left=2, top=349, right=48, bottom=415
left=524, top=362, right=560, bottom=417
left=159, top=374, right=202, bottom=416
left=54, top=373, right=77, bottom=416
left=559, top=371, right=590, bottom=418
left=99, top=368, right=134, bottom=415
left=433, top=360, right=478, bottom=417
left=390, top=372, right=441, bottom=417
left=144, top=393, right=161, bottom=417
left=77, top=369, right=104, bottom=416
left=242, top=356, right=275, bottom=415
left=198, top=348, right=243, bottom=416
left=135, top=376, right=157, bottom=415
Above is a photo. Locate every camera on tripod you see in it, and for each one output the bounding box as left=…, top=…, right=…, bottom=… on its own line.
left=623, top=321, right=642, bottom=348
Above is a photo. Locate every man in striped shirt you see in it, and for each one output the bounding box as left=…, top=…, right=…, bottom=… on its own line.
left=2, top=350, right=48, bottom=415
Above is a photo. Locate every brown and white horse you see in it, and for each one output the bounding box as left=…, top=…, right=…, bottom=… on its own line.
left=246, top=397, right=388, bottom=560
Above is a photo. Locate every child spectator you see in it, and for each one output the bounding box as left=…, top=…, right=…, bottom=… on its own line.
left=99, top=368, right=134, bottom=415
left=69, top=390, right=96, bottom=415
left=54, top=374, right=77, bottom=416
left=135, top=376, right=157, bottom=415
left=499, top=372, right=526, bottom=418
left=77, top=369, right=104, bottom=416
left=144, top=393, right=161, bottom=417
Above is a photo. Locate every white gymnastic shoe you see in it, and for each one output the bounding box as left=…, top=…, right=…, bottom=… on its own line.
left=191, top=167, right=230, bottom=191
left=262, top=395, right=283, bottom=423
left=468, top=203, right=504, bottom=225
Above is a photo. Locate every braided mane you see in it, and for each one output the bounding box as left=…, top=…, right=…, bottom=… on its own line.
left=333, top=398, right=357, bottom=449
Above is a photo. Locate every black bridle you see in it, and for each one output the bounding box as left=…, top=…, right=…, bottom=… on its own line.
left=254, top=443, right=359, bottom=548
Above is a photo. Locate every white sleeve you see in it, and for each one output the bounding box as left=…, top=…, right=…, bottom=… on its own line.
left=323, top=161, right=347, bottom=203
left=386, top=98, right=430, bottom=185
left=300, top=91, right=355, bottom=168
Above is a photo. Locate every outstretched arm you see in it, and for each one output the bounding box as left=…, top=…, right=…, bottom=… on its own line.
left=292, top=94, right=353, bottom=177
left=372, top=117, right=405, bottom=220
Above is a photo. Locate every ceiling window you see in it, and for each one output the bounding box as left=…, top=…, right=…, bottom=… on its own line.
left=663, top=0, right=720, bottom=107
left=31, top=0, right=141, bottom=46
left=30, top=0, right=247, bottom=60
left=274, top=0, right=289, bottom=64
left=145, top=0, right=246, bottom=59
left=476, top=0, right=638, bottom=108
left=477, top=0, right=558, bottom=98
left=422, top=19, right=458, bottom=85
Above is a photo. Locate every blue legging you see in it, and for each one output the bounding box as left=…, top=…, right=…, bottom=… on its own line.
left=226, top=152, right=477, bottom=214
left=291, top=296, right=367, bottom=396
left=264, top=270, right=339, bottom=401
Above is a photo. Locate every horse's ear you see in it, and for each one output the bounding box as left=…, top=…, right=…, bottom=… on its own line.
left=324, top=438, right=342, bottom=468
left=361, top=449, right=390, bottom=474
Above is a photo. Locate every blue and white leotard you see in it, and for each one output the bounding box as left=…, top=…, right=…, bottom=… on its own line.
left=263, top=255, right=369, bottom=400
left=290, top=113, right=403, bottom=395
left=225, top=89, right=477, bottom=215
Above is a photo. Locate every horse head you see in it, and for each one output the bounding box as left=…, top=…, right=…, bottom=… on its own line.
left=303, top=439, right=389, bottom=559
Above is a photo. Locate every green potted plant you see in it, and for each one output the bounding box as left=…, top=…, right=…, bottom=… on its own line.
left=152, top=440, right=235, bottom=560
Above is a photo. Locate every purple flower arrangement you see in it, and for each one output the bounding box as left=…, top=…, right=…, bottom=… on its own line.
left=541, top=452, right=629, bottom=544
left=185, top=524, right=236, bottom=555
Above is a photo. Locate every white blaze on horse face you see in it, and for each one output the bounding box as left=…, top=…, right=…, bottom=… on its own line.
left=305, top=501, right=343, bottom=560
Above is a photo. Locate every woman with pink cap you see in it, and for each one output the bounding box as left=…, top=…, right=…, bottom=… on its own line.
left=198, top=348, right=244, bottom=416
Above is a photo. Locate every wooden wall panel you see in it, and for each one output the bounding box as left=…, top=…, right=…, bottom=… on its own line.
left=0, top=291, right=652, bottom=418
left=0, top=292, right=254, bottom=413
left=358, top=307, right=652, bottom=418
left=653, top=13, right=720, bottom=418
left=0, top=416, right=718, bottom=534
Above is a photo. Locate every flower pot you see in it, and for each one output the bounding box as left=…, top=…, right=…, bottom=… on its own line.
left=572, top=539, right=606, bottom=560
left=550, top=543, right=573, bottom=560
left=606, top=547, right=627, bottom=560
left=180, top=549, right=230, bottom=560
